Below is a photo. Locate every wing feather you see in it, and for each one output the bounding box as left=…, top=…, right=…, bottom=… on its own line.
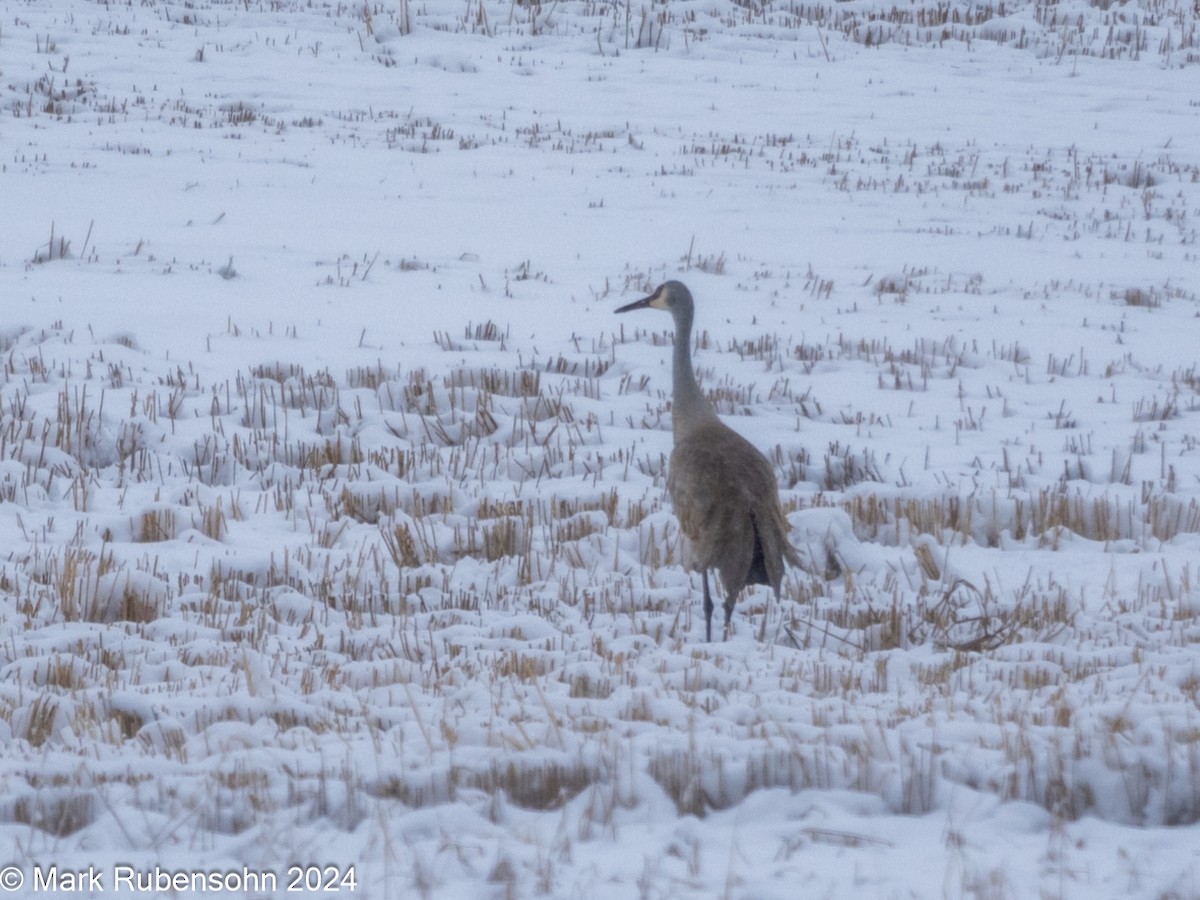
left=667, top=420, right=797, bottom=596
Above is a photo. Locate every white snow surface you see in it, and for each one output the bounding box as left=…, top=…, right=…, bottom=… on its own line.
left=2, top=0, right=1200, bottom=896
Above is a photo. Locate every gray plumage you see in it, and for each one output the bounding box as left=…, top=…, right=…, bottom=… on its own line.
left=616, top=281, right=799, bottom=640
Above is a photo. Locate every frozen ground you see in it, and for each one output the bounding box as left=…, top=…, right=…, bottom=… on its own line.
left=2, top=0, right=1200, bottom=896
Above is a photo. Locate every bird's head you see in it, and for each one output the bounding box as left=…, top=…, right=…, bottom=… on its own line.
left=615, top=281, right=693, bottom=318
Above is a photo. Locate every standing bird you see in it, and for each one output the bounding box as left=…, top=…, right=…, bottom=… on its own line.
left=616, top=281, right=800, bottom=640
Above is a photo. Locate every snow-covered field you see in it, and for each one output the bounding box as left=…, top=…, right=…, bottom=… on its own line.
left=2, top=0, right=1200, bottom=896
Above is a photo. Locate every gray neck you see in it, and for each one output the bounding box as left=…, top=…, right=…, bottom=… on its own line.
left=671, top=307, right=718, bottom=439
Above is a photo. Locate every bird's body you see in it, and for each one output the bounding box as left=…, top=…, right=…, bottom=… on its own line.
left=617, top=281, right=799, bottom=640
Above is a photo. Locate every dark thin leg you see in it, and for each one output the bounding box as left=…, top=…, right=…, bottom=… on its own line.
left=702, top=571, right=714, bottom=642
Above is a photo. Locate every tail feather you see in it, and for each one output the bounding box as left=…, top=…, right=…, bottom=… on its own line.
left=746, top=520, right=770, bottom=587
left=748, top=508, right=799, bottom=594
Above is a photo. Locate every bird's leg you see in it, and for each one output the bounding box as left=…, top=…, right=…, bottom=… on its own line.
left=702, top=571, right=714, bottom=642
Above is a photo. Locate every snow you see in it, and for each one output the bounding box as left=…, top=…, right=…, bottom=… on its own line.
left=2, top=0, right=1200, bottom=896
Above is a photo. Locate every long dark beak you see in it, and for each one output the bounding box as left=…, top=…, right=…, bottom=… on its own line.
left=615, top=294, right=655, bottom=314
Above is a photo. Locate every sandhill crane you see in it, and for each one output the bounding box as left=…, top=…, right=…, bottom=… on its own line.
left=616, top=280, right=799, bottom=640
